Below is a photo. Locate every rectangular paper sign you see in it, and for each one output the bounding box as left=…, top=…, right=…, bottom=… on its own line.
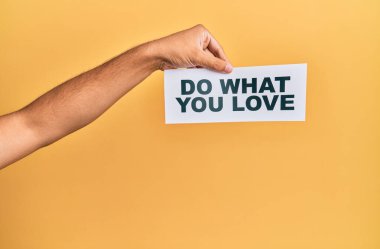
left=164, top=63, right=307, bottom=124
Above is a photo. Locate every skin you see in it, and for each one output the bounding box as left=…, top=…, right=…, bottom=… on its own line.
left=0, top=24, right=233, bottom=169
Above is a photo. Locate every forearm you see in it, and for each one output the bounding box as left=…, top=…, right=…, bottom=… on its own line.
left=0, top=42, right=158, bottom=168
left=21, top=42, right=159, bottom=145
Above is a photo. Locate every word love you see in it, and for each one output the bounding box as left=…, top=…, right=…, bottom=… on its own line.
left=176, top=77, right=294, bottom=113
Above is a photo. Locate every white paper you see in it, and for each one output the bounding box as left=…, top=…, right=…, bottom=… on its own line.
left=164, top=64, right=307, bottom=124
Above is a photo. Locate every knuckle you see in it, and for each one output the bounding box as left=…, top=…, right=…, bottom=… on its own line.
left=194, top=24, right=206, bottom=31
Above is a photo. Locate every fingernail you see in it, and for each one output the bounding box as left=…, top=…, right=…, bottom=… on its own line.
left=224, top=63, right=233, bottom=73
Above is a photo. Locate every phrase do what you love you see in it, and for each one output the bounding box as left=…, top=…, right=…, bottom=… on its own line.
left=175, top=76, right=295, bottom=113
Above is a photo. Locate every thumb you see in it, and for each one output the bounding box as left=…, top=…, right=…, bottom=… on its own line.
left=197, top=52, right=233, bottom=73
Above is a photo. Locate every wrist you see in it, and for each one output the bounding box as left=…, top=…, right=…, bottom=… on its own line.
left=141, top=40, right=164, bottom=72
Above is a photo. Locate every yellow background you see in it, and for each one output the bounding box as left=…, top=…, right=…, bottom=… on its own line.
left=1, top=0, right=379, bottom=248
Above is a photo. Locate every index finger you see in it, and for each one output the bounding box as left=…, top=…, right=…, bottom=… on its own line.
left=206, top=32, right=231, bottom=64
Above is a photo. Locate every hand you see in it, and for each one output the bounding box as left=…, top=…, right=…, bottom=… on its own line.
left=150, top=24, right=233, bottom=73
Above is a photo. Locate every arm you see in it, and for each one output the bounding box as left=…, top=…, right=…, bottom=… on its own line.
left=0, top=24, right=232, bottom=169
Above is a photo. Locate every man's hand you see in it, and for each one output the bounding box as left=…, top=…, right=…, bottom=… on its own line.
left=151, top=24, right=233, bottom=73
left=0, top=24, right=232, bottom=169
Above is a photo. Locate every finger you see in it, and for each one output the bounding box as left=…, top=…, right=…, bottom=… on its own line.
left=203, top=48, right=214, bottom=57
left=196, top=51, right=233, bottom=73
left=205, top=48, right=233, bottom=73
left=206, top=33, right=231, bottom=64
